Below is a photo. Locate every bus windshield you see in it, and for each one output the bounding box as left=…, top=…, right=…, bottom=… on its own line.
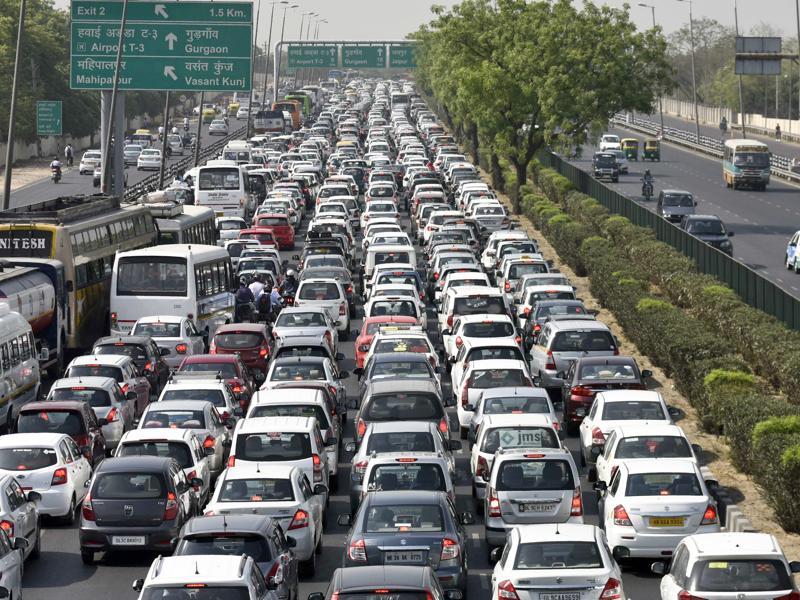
left=116, top=257, right=188, bottom=296
left=733, top=152, right=770, bottom=168
left=199, top=168, right=240, bottom=190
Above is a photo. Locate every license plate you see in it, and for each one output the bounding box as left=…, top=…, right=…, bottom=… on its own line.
left=649, top=517, right=685, bottom=527
left=215, top=211, right=225, bottom=216
left=539, top=594, right=580, bottom=600
left=384, top=551, right=424, bottom=564
left=112, top=536, right=146, bottom=546
left=520, top=503, right=556, bottom=512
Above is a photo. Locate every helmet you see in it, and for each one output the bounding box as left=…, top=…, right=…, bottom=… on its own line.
left=239, top=276, right=247, bottom=285
left=286, top=269, right=296, bottom=278
left=644, top=169, right=651, bottom=176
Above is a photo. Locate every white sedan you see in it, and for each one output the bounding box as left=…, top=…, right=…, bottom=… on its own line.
left=490, top=524, right=625, bottom=600
left=130, top=315, right=206, bottom=368
left=209, top=119, right=229, bottom=135
left=79, top=150, right=102, bottom=174
left=137, top=148, right=162, bottom=171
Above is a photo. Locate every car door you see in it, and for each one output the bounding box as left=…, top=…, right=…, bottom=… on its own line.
left=173, top=466, right=194, bottom=518
left=5, top=481, right=34, bottom=552
left=449, top=344, right=468, bottom=393
left=190, top=435, right=211, bottom=500
left=126, top=363, right=149, bottom=416
left=186, top=320, right=205, bottom=356
left=579, top=397, right=601, bottom=456
left=594, top=430, right=617, bottom=484
left=299, top=475, right=323, bottom=538
left=58, top=438, right=80, bottom=497
left=271, top=526, right=297, bottom=591
left=598, top=468, right=622, bottom=529
left=65, top=438, right=91, bottom=500
left=0, top=528, right=21, bottom=598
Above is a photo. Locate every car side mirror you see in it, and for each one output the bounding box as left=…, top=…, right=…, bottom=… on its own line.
left=190, top=477, right=204, bottom=489
left=313, top=484, right=328, bottom=495
left=132, top=579, right=145, bottom=593
left=98, top=418, right=109, bottom=427
left=489, top=546, right=504, bottom=564
left=447, top=356, right=456, bottom=364
left=590, top=445, right=603, bottom=457
left=344, top=441, right=357, bottom=453
left=222, top=438, right=233, bottom=448
left=668, top=406, right=681, bottom=419
left=463, top=403, right=474, bottom=413
left=555, top=371, right=565, bottom=379
left=441, top=329, right=451, bottom=337
left=587, top=309, right=600, bottom=317
left=203, top=444, right=216, bottom=456
left=326, top=436, right=337, bottom=447
left=467, top=429, right=477, bottom=444
left=336, top=352, right=345, bottom=361
left=691, top=443, right=702, bottom=456
left=126, top=391, right=138, bottom=401
left=495, top=271, right=501, bottom=278
left=593, top=481, right=608, bottom=493
left=27, top=491, right=42, bottom=503
left=704, top=479, right=719, bottom=490
left=65, top=280, right=74, bottom=293
left=160, top=347, right=170, bottom=356
left=307, top=594, right=325, bottom=600
left=460, top=511, right=475, bottom=525
left=84, top=478, right=92, bottom=487
left=641, top=369, right=653, bottom=378
left=12, top=537, right=27, bottom=551
left=532, top=375, right=541, bottom=386
left=575, top=407, right=586, bottom=418
left=434, top=365, right=443, bottom=374
left=587, top=467, right=598, bottom=483
left=447, top=440, right=462, bottom=452
left=337, top=514, right=352, bottom=527
left=285, top=535, right=297, bottom=548
left=790, top=561, right=800, bottom=573
left=650, top=561, right=667, bottom=575
left=352, top=367, right=363, bottom=377
left=266, top=576, right=279, bottom=591
left=513, top=298, right=521, bottom=305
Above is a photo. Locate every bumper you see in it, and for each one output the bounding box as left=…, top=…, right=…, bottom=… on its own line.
left=435, top=564, right=467, bottom=592
left=564, top=397, right=593, bottom=423
left=455, top=405, right=474, bottom=428
left=538, top=370, right=563, bottom=390
left=32, top=488, right=74, bottom=517
left=473, top=477, right=486, bottom=500
left=606, top=525, right=719, bottom=558
left=80, top=523, right=180, bottom=553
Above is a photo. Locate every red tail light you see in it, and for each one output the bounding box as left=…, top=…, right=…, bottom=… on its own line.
left=504, top=281, right=511, bottom=292
left=514, top=335, right=522, bottom=344
left=440, top=537, right=460, bottom=561
left=522, top=307, right=531, bottom=317
left=266, top=558, right=284, bottom=586
left=288, top=509, right=309, bottom=530
left=433, top=272, right=439, bottom=280
left=591, top=427, right=605, bottom=446
left=164, top=491, right=179, bottom=520
left=677, top=592, right=708, bottom=600
left=571, top=486, right=583, bottom=516
left=545, top=350, right=556, bottom=370
left=348, top=538, right=367, bottom=561
left=175, top=343, right=188, bottom=354
left=120, top=383, right=129, bottom=395
left=497, top=580, right=519, bottom=600
left=339, top=302, right=346, bottom=315
left=600, top=578, right=622, bottom=599
left=75, top=434, right=91, bottom=457
left=447, top=314, right=454, bottom=328
left=346, top=285, right=353, bottom=294
left=571, top=386, right=594, bottom=398
left=82, top=493, right=96, bottom=521
left=438, top=417, right=448, bottom=434
left=357, top=418, right=367, bottom=438
left=203, top=435, right=216, bottom=449
left=772, top=593, right=799, bottom=600
left=220, top=411, right=230, bottom=421
left=259, top=347, right=269, bottom=358
left=533, top=323, right=542, bottom=333
left=144, top=361, right=154, bottom=372
left=105, top=407, right=118, bottom=423
left=487, top=487, right=501, bottom=517
left=353, top=460, right=368, bottom=482
left=0, top=521, right=13, bottom=538
left=613, top=505, right=632, bottom=526
left=51, top=468, right=68, bottom=486
left=227, top=455, right=236, bottom=467
left=209, top=343, right=217, bottom=354
left=476, top=456, right=489, bottom=480
left=312, top=453, right=322, bottom=483
left=455, top=336, right=463, bottom=347
left=460, top=379, right=471, bottom=407
left=701, top=504, right=718, bottom=525
left=110, top=312, right=118, bottom=328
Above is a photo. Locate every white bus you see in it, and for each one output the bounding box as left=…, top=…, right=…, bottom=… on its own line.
left=0, top=303, right=41, bottom=432
left=195, top=160, right=256, bottom=221
left=110, top=244, right=235, bottom=337
left=152, top=204, right=218, bottom=246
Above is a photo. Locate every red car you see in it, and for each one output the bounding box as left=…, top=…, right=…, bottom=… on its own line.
left=209, top=323, right=271, bottom=381
left=355, top=315, right=418, bottom=369
left=177, top=354, right=255, bottom=413
left=238, top=227, right=278, bottom=248
left=253, top=214, right=295, bottom=249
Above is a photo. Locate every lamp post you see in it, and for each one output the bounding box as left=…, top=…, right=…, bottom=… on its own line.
left=676, top=0, right=701, bottom=142
left=245, top=0, right=263, bottom=138
left=2, top=0, right=27, bottom=209
left=298, top=12, right=317, bottom=87
left=260, top=1, right=286, bottom=108
left=733, top=0, right=747, bottom=138
left=637, top=3, right=664, bottom=136
left=273, top=3, right=298, bottom=101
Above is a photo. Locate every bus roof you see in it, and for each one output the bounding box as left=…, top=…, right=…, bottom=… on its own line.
left=0, top=195, right=121, bottom=224
left=115, top=243, right=227, bottom=260
left=724, top=139, right=769, bottom=150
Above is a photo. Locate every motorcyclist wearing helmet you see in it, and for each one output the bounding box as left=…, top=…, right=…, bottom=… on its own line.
left=279, top=269, right=298, bottom=297
left=641, top=169, right=654, bottom=195
left=235, top=277, right=255, bottom=305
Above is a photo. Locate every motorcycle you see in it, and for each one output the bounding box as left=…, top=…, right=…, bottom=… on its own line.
left=234, top=301, right=256, bottom=323
left=642, top=180, right=653, bottom=201
left=281, top=292, right=295, bottom=308
left=51, top=168, right=61, bottom=183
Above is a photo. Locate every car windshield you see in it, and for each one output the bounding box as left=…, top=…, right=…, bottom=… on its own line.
left=662, top=194, right=694, bottom=207
left=269, top=364, right=326, bottom=381
left=601, top=401, right=666, bottom=421
left=454, top=296, right=505, bottom=315
left=66, top=365, right=123, bottom=381
left=94, top=473, right=165, bottom=499
left=117, top=441, right=193, bottom=469
left=595, top=155, right=616, bottom=167
left=141, top=586, right=249, bottom=600
left=218, top=477, right=295, bottom=502
left=177, top=535, right=270, bottom=563
left=481, top=427, right=560, bottom=453
left=132, top=322, right=181, bottom=338
left=364, top=393, right=442, bottom=421
left=161, top=389, right=226, bottom=408
left=367, top=432, right=434, bottom=453
left=298, top=282, right=340, bottom=300
left=462, top=322, right=514, bottom=338
left=579, top=364, right=637, bottom=380
left=470, top=369, right=528, bottom=389
left=213, top=332, right=263, bottom=349
left=687, top=219, right=725, bottom=235
left=625, top=472, right=702, bottom=496
left=497, top=459, right=574, bottom=491
left=509, top=263, right=547, bottom=279
left=142, top=410, right=206, bottom=429
left=93, top=343, right=148, bottom=362
left=51, top=387, right=112, bottom=407
left=367, top=463, right=447, bottom=493
left=17, top=410, right=86, bottom=436
left=514, top=542, right=603, bottom=570
left=181, top=362, right=238, bottom=378
left=551, top=331, right=615, bottom=352
left=234, top=432, right=311, bottom=461
left=616, top=436, right=692, bottom=459
left=249, top=404, right=328, bottom=428
left=365, top=503, right=444, bottom=533
left=0, top=447, right=57, bottom=470
left=694, top=559, right=791, bottom=592
left=482, top=396, right=551, bottom=415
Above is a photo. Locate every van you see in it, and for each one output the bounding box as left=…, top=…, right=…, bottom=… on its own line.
left=363, top=244, right=416, bottom=286
left=130, top=129, right=154, bottom=149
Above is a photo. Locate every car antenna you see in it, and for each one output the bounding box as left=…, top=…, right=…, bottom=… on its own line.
left=195, top=560, right=200, bottom=575
left=223, top=514, right=227, bottom=530
left=256, top=462, right=261, bottom=473
left=555, top=522, right=560, bottom=535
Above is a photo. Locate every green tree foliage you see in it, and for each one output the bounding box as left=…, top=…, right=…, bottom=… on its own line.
left=415, top=0, right=673, bottom=209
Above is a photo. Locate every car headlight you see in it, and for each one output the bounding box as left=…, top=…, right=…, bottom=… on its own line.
left=720, top=239, right=732, bottom=248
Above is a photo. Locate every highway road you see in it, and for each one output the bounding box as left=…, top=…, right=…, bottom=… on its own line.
left=18, top=212, right=668, bottom=600
left=568, top=122, right=800, bottom=298
left=6, top=115, right=247, bottom=210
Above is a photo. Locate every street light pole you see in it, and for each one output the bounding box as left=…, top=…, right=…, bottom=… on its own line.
left=261, top=1, right=286, bottom=110
left=300, top=14, right=317, bottom=87
left=734, top=0, right=747, bottom=138
left=638, top=3, right=664, bottom=135
left=273, top=3, right=298, bottom=102
left=2, top=0, right=27, bottom=209
left=677, top=0, right=702, bottom=142
left=245, top=0, right=263, bottom=138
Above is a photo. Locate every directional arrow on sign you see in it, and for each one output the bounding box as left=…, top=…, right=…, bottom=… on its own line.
left=165, top=32, right=178, bottom=50
left=164, top=65, right=178, bottom=80
left=154, top=4, right=169, bottom=18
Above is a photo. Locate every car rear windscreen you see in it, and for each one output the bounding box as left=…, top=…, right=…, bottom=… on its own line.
left=454, top=296, right=505, bottom=316
left=235, top=432, right=311, bottom=461
left=693, top=559, right=791, bottom=592
left=625, top=472, right=702, bottom=496
left=482, top=396, right=551, bottom=415
left=269, top=364, right=326, bottom=381
left=551, top=331, right=615, bottom=352
left=94, top=472, right=165, bottom=499
left=470, top=369, right=529, bottom=388
left=481, top=427, right=560, bottom=453
left=368, top=463, right=446, bottom=493
left=93, top=343, right=147, bottom=362
left=180, top=362, right=238, bottom=379
left=496, top=459, right=574, bottom=491
left=66, top=365, right=123, bottom=382
left=514, top=542, right=602, bottom=569
left=366, top=431, right=435, bottom=453
left=17, top=410, right=86, bottom=436
left=177, top=534, right=271, bottom=563
left=462, top=322, right=514, bottom=338
left=51, top=387, right=112, bottom=407
left=601, top=401, right=666, bottom=421
left=298, top=282, right=340, bottom=300
left=0, top=447, right=57, bottom=470
left=364, top=393, right=442, bottom=421
left=218, top=477, right=295, bottom=502
left=117, top=441, right=193, bottom=469
left=213, top=332, right=264, bottom=349
left=142, top=410, right=206, bottom=429
left=249, top=404, right=329, bottom=428
left=365, top=504, right=444, bottom=533
left=616, top=436, right=692, bottom=459
left=162, top=389, right=226, bottom=408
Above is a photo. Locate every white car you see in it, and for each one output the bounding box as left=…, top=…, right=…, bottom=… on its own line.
left=123, top=144, right=143, bottom=165
left=79, top=149, right=102, bottom=174
left=137, top=148, right=162, bottom=170
left=490, top=524, right=626, bottom=600
left=599, top=133, right=622, bottom=151
left=157, top=375, right=243, bottom=424
left=0, top=433, right=91, bottom=522
left=363, top=294, right=427, bottom=330
left=595, top=459, right=720, bottom=560
left=444, top=313, right=518, bottom=363
left=364, top=325, right=438, bottom=371
left=209, top=119, right=229, bottom=135
left=578, top=390, right=677, bottom=467
left=131, top=315, right=207, bottom=368
left=0, top=526, right=23, bottom=600
left=215, top=216, right=247, bottom=244
left=360, top=201, right=399, bottom=229
left=293, top=278, right=351, bottom=340
left=654, top=532, right=800, bottom=600
left=465, top=386, right=557, bottom=446
left=205, top=464, right=325, bottom=572
left=236, top=106, right=250, bottom=119
left=0, top=474, right=39, bottom=561
left=166, top=134, right=184, bottom=156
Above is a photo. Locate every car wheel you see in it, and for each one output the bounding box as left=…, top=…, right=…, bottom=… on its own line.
left=788, top=255, right=794, bottom=270
left=62, top=495, right=77, bottom=525
left=300, top=549, right=316, bottom=577
left=80, top=550, right=94, bottom=565
left=30, top=520, right=41, bottom=559
left=459, top=426, right=468, bottom=440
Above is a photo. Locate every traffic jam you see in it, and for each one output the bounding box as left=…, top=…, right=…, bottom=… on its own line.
left=2, top=79, right=799, bottom=600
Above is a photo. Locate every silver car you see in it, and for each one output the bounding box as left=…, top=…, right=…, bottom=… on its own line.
left=123, top=144, right=143, bottom=165
left=209, top=119, right=229, bottom=135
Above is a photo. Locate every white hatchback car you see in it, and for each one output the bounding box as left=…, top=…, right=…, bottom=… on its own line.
left=131, top=315, right=207, bottom=368
left=0, top=433, right=91, bottom=522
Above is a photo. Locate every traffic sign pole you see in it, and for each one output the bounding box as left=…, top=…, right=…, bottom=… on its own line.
left=3, top=0, right=27, bottom=210
left=100, top=0, right=129, bottom=197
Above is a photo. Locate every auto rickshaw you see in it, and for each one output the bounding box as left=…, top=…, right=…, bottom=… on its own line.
left=227, top=102, right=240, bottom=118
left=201, top=107, right=216, bottom=124
left=621, top=138, right=639, bottom=161
left=643, top=139, right=661, bottom=161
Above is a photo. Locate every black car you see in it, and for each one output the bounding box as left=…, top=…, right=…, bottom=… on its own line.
left=79, top=456, right=201, bottom=564
left=92, top=335, right=171, bottom=396
left=338, top=491, right=472, bottom=597
left=174, top=514, right=299, bottom=598
left=309, top=565, right=458, bottom=600
left=680, top=214, right=735, bottom=256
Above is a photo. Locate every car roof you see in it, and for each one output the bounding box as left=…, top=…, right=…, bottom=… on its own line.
left=22, top=400, right=86, bottom=412
left=466, top=358, right=528, bottom=369
left=335, top=565, right=431, bottom=590
left=146, top=400, right=213, bottom=412
left=237, top=416, right=317, bottom=433
left=610, top=423, right=686, bottom=438
left=370, top=352, right=430, bottom=363
left=68, top=354, right=129, bottom=367
left=181, top=354, right=239, bottom=364
left=365, top=490, right=446, bottom=506
left=224, top=463, right=297, bottom=478
left=213, top=323, right=269, bottom=334
left=368, top=379, right=439, bottom=394
left=596, top=390, right=663, bottom=403
left=449, top=285, right=503, bottom=297
left=98, top=455, right=173, bottom=472
left=661, top=189, right=693, bottom=195
left=480, top=387, right=550, bottom=399
left=368, top=421, right=435, bottom=434
left=148, top=555, right=251, bottom=585
left=0, top=432, right=70, bottom=448
left=515, top=523, right=598, bottom=544
left=574, top=356, right=637, bottom=367
left=546, top=319, right=610, bottom=331
left=121, top=429, right=194, bottom=443
left=51, top=376, right=118, bottom=390
left=272, top=356, right=327, bottom=366
left=251, top=388, right=323, bottom=404
left=136, top=315, right=185, bottom=324
left=181, top=514, right=277, bottom=537
left=457, top=314, right=513, bottom=324
left=683, top=532, right=783, bottom=558
left=622, top=458, right=698, bottom=474
left=94, top=335, right=153, bottom=346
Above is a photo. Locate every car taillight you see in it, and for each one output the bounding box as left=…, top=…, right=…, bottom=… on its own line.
left=504, top=281, right=511, bottom=292
left=232, top=384, right=242, bottom=394
left=433, top=272, right=439, bottom=280
left=353, top=460, right=368, bottom=483
left=438, top=417, right=448, bottom=434
left=571, top=486, right=583, bottom=516
left=82, top=493, right=96, bottom=521
left=533, top=323, right=542, bottom=333
left=497, top=580, right=519, bottom=600
left=613, top=505, right=632, bottom=526
left=487, top=487, right=501, bottom=517
left=227, top=455, right=235, bottom=467
left=514, top=335, right=522, bottom=344
left=571, top=386, right=594, bottom=398
left=440, top=537, right=460, bottom=561
left=51, top=467, right=68, bottom=486
left=701, top=504, right=718, bottom=525
left=203, top=435, right=215, bottom=449
left=110, top=312, right=118, bottom=328
left=266, top=557, right=284, bottom=585
left=312, top=453, right=322, bottom=483
left=545, top=350, right=556, bottom=370
left=476, top=456, right=489, bottom=480
left=447, top=314, right=454, bottom=328
left=105, top=407, right=118, bottom=423
left=288, top=509, right=309, bottom=530
left=600, top=578, right=622, bottom=600
left=346, top=285, right=353, bottom=294
left=164, top=491, right=179, bottom=520
left=339, top=302, right=346, bottom=315
left=677, top=592, right=708, bottom=600
left=0, top=521, right=13, bottom=538
left=120, top=383, right=129, bottom=395
left=592, top=427, right=605, bottom=446
left=144, top=361, right=154, bottom=372
left=259, top=346, right=269, bottom=358
left=175, top=343, right=188, bottom=354
left=357, top=419, right=367, bottom=439
left=455, top=336, right=463, bottom=347
left=348, top=538, right=367, bottom=561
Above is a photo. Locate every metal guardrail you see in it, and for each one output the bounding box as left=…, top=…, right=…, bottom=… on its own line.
left=611, top=113, right=800, bottom=183
left=122, top=125, right=247, bottom=202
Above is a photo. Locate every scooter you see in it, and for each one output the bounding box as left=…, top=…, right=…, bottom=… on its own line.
left=51, top=167, right=61, bottom=183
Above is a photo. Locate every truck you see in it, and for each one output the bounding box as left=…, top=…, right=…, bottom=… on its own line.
left=253, top=110, right=286, bottom=135
left=0, top=258, right=66, bottom=377
left=272, top=100, right=302, bottom=130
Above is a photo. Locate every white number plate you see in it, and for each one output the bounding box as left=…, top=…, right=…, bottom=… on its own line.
left=112, top=536, right=146, bottom=546
left=520, top=503, right=556, bottom=512
left=384, top=551, right=424, bottom=564
left=539, top=594, right=580, bottom=600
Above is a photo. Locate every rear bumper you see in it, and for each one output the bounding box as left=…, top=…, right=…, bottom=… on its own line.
left=79, top=523, right=180, bottom=553
left=31, top=488, right=74, bottom=517
left=606, top=524, right=720, bottom=558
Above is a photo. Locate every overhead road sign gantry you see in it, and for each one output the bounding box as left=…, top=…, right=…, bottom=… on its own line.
left=341, top=45, right=385, bottom=69
left=287, top=45, right=338, bottom=69
left=70, top=0, right=253, bottom=91
left=389, top=44, right=416, bottom=68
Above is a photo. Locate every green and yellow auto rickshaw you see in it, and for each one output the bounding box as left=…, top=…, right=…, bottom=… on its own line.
left=621, top=138, right=639, bottom=161
left=643, top=139, right=660, bottom=161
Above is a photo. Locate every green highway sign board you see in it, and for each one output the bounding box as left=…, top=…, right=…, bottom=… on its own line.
left=287, top=45, right=338, bottom=68
left=389, top=45, right=416, bottom=68
left=36, top=101, right=62, bottom=136
left=342, top=45, right=385, bottom=68
left=70, top=0, right=252, bottom=91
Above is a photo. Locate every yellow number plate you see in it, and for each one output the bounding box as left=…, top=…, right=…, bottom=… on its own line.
left=650, top=517, right=685, bottom=527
